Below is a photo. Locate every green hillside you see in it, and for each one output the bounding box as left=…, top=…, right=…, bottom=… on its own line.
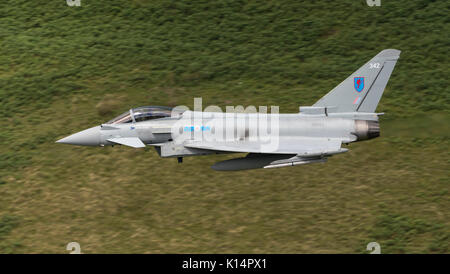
left=0, top=0, right=448, bottom=253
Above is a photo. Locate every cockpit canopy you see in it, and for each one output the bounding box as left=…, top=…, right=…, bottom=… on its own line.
left=106, top=106, right=181, bottom=124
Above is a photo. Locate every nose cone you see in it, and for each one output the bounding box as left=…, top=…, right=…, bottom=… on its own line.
left=56, top=126, right=101, bottom=146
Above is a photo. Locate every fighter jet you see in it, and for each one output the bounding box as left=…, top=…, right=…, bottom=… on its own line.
left=56, top=49, right=401, bottom=171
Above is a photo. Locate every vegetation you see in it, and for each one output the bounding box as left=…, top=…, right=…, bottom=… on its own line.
left=0, top=0, right=448, bottom=253
left=0, top=215, right=21, bottom=253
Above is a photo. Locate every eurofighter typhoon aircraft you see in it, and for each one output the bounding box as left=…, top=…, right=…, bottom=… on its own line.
left=56, top=49, right=401, bottom=171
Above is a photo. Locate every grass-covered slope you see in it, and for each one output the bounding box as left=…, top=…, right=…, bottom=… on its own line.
left=0, top=0, right=448, bottom=253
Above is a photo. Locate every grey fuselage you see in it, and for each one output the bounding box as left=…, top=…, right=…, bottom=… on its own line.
left=84, top=111, right=379, bottom=156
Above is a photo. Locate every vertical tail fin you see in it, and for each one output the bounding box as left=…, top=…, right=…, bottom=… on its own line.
left=313, top=49, right=401, bottom=113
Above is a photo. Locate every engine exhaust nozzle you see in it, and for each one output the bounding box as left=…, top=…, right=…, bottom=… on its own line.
left=353, top=120, right=380, bottom=141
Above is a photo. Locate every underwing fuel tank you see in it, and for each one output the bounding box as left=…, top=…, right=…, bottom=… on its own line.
left=212, top=154, right=291, bottom=171
left=211, top=154, right=329, bottom=171
left=353, top=120, right=380, bottom=141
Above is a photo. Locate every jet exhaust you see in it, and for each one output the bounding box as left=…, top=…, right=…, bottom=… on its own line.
left=353, top=120, right=380, bottom=141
